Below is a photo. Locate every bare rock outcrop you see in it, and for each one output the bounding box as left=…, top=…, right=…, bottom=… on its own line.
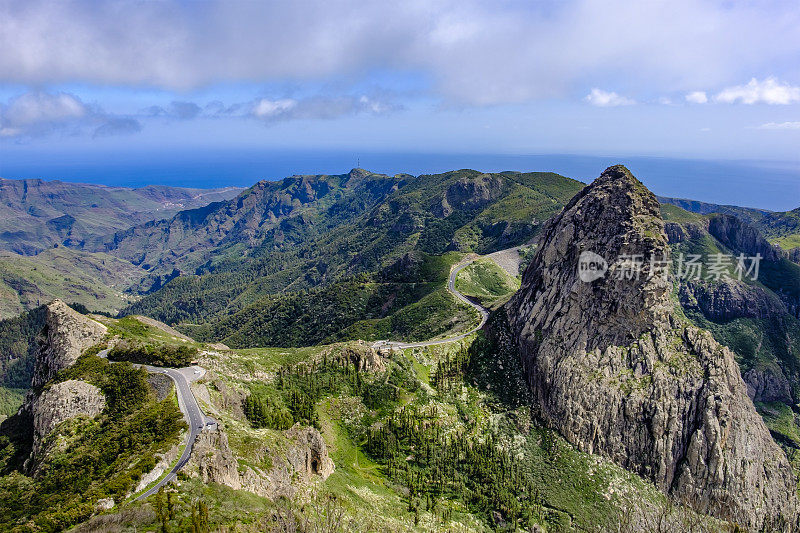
left=340, top=342, right=385, bottom=372
left=504, top=165, right=798, bottom=530
left=744, top=365, right=793, bottom=404
left=27, top=379, right=105, bottom=474
left=707, top=214, right=784, bottom=262
left=679, top=278, right=786, bottom=321
left=31, top=299, right=107, bottom=388
left=435, top=173, right=505, bottom=218
left=186, top=424, right=333, bottom=500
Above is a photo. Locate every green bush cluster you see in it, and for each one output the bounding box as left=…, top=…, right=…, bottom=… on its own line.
left=108, top=340, right=198, bottom=368
left=0, top=355, right=185, bottom=531
left=364, top=406, right=542, bottom=529
left=243, top=392, right=293, bottom=430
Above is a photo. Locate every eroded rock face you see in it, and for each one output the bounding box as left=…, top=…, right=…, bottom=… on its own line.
left=31, top=299, right=107, bottom=388
left=707, top=214, right=783, bottom=262
left=186, top=424, right=334, bottom=500
left=744, top=365, right=793, bottom=404
left=504, top=165, right=798, bottom=530
left=27, top=379, right=105, bottom=474
left=340, top=342, right=385, bottom=372
left=436, top=174, right=505, bottom=217
left=679, top=278, right=786, bottom=321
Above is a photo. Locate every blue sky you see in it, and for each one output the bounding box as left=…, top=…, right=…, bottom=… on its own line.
left=1, top=0, right=799, bottom=207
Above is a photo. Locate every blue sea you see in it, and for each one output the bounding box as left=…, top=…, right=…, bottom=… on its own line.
left=1, top=149, right=798, bottom=212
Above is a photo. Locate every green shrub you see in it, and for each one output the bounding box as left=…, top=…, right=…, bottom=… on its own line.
left=108, top=340, right=198, bottom=368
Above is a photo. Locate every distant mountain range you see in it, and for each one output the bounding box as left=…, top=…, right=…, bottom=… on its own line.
left=0, top=177, right=242, bottom=255
left=659, top=196, right=800, bottom=252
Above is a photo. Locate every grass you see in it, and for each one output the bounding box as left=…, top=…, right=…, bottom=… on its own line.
left=339, top=286, right=480, bottom=343
left=98, top=315, right=202, bottom=349
left=774, top=234, right=800, bottom=250
left=0, top=248, right=142, bottom=319
left=756, top=401, right=800, bottom=447
left=454, top=256, right=520, bottom=308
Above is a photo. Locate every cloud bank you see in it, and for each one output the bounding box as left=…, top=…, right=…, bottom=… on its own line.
left=758, top=121, right=800, bottom=130
left=2, top=0, right=799, bottom=106
left=0, top=91, right=140, bottom=138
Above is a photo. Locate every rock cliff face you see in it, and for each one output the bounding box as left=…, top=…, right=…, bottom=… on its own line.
left=21, top=300, right=109, bottom=473
left=31, top=300, right=107, bottom=388
left=186, top=424, right=334, bottom=500
left=504, top=165, right=798, bottom=530
left=679, top=278, right=785, bottom=321
left=707, top=214, right=784, bottom=262
left=27, top=379, right=105, bottom=473
left=436, top=174, right=505, bottom=217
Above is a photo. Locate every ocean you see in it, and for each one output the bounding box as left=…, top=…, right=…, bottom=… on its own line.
left=1, top=149, right=798, bottom=211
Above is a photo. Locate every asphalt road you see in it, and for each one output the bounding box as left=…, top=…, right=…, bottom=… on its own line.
left=372, top=256, right=490, bottom=350
left=97, top=349, right=209, bottom=499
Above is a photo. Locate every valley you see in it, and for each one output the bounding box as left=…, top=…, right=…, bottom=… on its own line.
left=0, top=166, right=799, bottom=531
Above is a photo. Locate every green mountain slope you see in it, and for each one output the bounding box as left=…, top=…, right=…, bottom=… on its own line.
left=0, top=248, right=143, bottom=319
left=121, top=169, right=583, bottom=332
left=660, top=196, right=800, bottom=252
left=662, top=204, right=800, bottom=450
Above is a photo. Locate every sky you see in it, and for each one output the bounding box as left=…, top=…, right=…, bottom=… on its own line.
left=1, top=0, right=799, bottom=208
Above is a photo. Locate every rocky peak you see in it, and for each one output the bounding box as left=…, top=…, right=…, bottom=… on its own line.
left=512, top=165, right=671, bottom=354
left=26, top=379, right=105, bottom=475
left=31, top=300, right=107, bottom=389
left=504, top=165, right=798, bottom=529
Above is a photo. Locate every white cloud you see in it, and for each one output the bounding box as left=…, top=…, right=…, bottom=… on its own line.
left=1, top=1, right=799, bottom=106
left=685, top=91, right=708, bottom=104
left=0, top=91, right=139, bottom=138
left=714, top=77, right=800, bottom=105
left=253, top=99, right=298, bottom=119
left=250, top=95, right=399, bottom=123
left=758, top=121, right=800, bottom=130
left=584, top=89, right=635, bottom=107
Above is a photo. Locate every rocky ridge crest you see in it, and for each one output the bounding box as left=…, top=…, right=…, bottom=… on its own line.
left=504, top=165, right=798, bottom=530
left=30, top=299, right=107, bottom=389
left=22, top=300, right=108, bottom=473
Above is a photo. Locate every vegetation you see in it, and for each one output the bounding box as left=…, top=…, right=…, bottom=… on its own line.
left=123, top=170, right=584, bottom=337
left=0, top=248, right=142, bottom=319
left=108, top=339, right=199, bottom=368
left=182, top=252, right=478, bottom=347
left=454, top=257, right=520, bottom=308
left=0, top=306, right=45, bottom=390
left=660, top=198, right=800, bottom=251
left=200, top=324, right=678, bottom=531
left=0, top=354, right=185, bottom=531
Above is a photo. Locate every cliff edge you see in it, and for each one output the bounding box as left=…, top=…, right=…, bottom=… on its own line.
left=504, top=165, right=798, bottom=530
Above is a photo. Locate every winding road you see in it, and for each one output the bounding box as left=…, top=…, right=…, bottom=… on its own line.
left=102, top=250, right=511, bottom=499
left=372, top=256, right=490, bottom=350
left=97, top=349, right=212, bottom=500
